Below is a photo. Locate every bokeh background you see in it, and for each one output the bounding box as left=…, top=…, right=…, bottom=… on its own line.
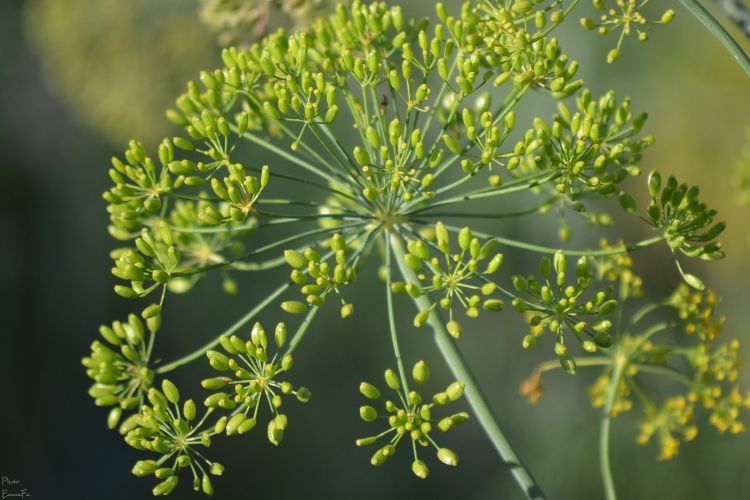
left=2, top=0, right=750, bottom=498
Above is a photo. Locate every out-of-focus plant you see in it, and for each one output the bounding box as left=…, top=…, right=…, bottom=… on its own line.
left=521, top=249, right=749, bottom=497
left=85, top=0, right=750, bottom=498
left=733, top=128, right=750, bottom=207
left=199, top=0, right=341, bottom=46
left=24, top=0, right=215, bottom=146
left=713, top=0, right=750, bottom=38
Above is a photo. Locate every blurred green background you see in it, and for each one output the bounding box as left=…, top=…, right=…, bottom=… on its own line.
left=2, top=0, right=750, bottom=498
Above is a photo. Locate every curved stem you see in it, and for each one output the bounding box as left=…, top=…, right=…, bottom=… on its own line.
left=155, top=282, right=290, bottom=373
left=600, top=357, right=625, bottom=500
left=679, top=0, right=750, bottom=80
left=390, top=233, right=546, bottom=500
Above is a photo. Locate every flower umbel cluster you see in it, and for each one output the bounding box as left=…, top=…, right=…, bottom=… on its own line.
left=392, top=222, right=504, bottom=337
left=513, top=251, right=617, bottom=373
left=83, top=315, right=158, bottom=429
left=87, top=0, right=744, bottom=497
left=356, top=361, right=466, bottom=479
left=522, top=271, right=750, bottom=461
left=202, top=321, right=310, bottom=444
left=580, top=0, right=675, bottom=63
left=124, top=380, right=223, bottom=495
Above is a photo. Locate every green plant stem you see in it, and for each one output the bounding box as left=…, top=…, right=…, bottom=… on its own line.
left=679, top=0, right=750, bottom=80
left=600, top=355, right=626, bottom=500
left=634, top=363, right=695, bottom=387
left=384, top=234, right=411, bottom=393
left=285, top=301, right=322, bottom=356
left=155, top=282, right=290, bottom=373
left=440, top=224, right=665, bottom=256
left=240, top=130, right=339, bottom=185
left=172, top=221, right=367, bottom=276
left=534, top=356, right=612, bottom=374
left=404, top=172, right=558, bottom=215
left=390, top=233, right=546, bottom=500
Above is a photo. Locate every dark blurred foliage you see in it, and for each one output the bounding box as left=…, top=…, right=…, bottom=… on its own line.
left=2, top=0, right=750, bottom=499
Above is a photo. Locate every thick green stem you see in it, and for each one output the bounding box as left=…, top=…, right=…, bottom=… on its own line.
left=679, top=0, right=750, bottom=80
left=600, top=355, right=625, bottom=500
left=155, top=282, right=289, bottom=373
left=390, top=233, right=546, bottom=500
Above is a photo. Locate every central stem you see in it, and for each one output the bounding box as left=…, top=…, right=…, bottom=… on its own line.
left=389, top=232, right=546, bottom=500
left=600, top=354, right=626, bottom=500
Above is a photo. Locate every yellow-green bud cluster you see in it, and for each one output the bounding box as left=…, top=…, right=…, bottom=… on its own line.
left=83, top=315, right=158, bottom=429
left=356, top=361, right=467, bottom=479
left=283, top=233, right=357, bottom=317
left=202, top=321, right=309, bottom=446
left=513, top=251, right=617, bottom=373
left=393, top=222, right=504, bottom=337
left=580, top=285, right=749, bottom=461
left=522, top=89, right=651, bottom=207
left=123, top=380, right=223, bottom=496
left=579, top=0, right=675, bottom=63
left=111, top=225, right=181, bottom=300
left=462, top=1, right=583, bottom=98
left=198, top=0, right=339, bottom=47
left=643, top=171, right=725, bottom=289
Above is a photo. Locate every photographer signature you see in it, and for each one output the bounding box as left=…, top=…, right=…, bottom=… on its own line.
left=2, top=477, right=31, bottom=498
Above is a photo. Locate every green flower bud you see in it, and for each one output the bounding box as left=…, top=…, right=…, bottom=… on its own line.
left=353, top=146, right=370, bottom=166
left=446, top=320, right=462, bottom=339
left=483, top=299, right=504, bottom=311
left=183, top=399, right=196, bottom=421
left=413, top=361, right=430, bottom=384
left=683, top=273, right=705, bottom=290
left=132, top=459, right=158, bottom=477
left=412, top=459, right=429, bottom=479
left=107, top=407, right=122, bottom=430
left=414, top=309, right=430, bottom=328
left=582, top=340, right=598, bottom=353
left=201, top=474, right=214, bottom=495
left=446, top=381, right=465, bottom=401
left=161, top=379, right=179, bottom=404
left=275, top=322, right=287, bottom=348
left=360, top=405, right=378, bottom=422
left=341, top=303, right=354, bottom=318
left=442, top=134, right=461, bottom=154
left=384, top=369, right=400, bottom=390
left=607, top=48, right=620, bottom=64
left=560, top=356, right=576, bottom=374
left=661, top=9, right=675, bottom=24
left=598, top=300, right=618, bottom=315
left=284, top=250, right=307, bottom=270
left=206, top=350, right=229, bottom=371
left=486, top=253, right=503, bottom=274
left=201, top=377, right=227, bottom=390
left=370, top=448, right=387, bottom=466
left=152, top=477, right=178, bottom=496
left=281, top=301, right=308, bottom=314
left=366, top=126, right=381, bottom=149
left=437, top=448, right=459, bottom=466
left=238, top=418, right=257, bottom=434
left=296, top=387, right=311, bottom=403
left=360, top=382, right=381, bottom=400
